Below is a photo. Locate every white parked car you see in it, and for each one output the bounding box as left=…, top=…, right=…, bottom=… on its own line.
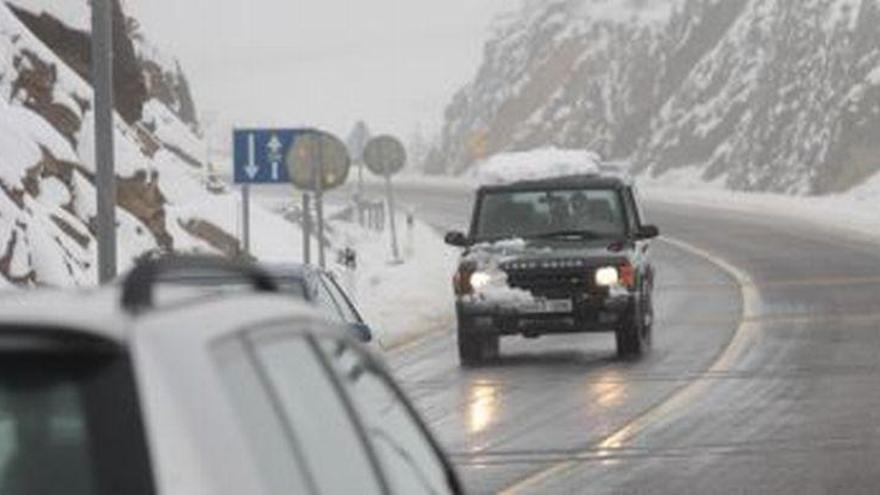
left=0, top=257, right=462, bottom=495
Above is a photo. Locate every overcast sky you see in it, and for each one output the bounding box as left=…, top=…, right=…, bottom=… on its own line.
left=131, top=1, right=511, bottom=147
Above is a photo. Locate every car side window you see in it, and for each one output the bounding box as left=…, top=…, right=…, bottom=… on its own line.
left=213, top=339, right=312, bottom=495
left=622, top=188, right=640, bottom=232
left=316, top=337, right=455, bottom=495
left=322, top=275, right=361, bottom=323
left=250, top=332, right=384, bottom=495
left=312, top=278, right=346, bottom=323
left=630, top=186, right=648, bottom=226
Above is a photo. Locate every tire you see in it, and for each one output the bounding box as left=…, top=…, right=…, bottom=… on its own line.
left=616, top=294, right=648, bottom=359
left=457, top=328, right=500, bottom=366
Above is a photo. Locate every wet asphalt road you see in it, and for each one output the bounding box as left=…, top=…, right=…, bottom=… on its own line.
left=249, top=181, right=880, bottom=493
left=380, top=184, right=880, bottom=495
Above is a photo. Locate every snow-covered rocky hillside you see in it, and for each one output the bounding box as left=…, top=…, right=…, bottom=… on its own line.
left=428, top=0, right=880, bottom=195
left=0, top=0, right=242, bottom=286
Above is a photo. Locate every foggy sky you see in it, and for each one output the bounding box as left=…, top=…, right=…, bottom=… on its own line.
left=131, top=0, right=510, bottom=147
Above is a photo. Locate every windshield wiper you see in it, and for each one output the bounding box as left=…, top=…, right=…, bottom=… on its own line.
left=528, top=230, right=602, bottom=240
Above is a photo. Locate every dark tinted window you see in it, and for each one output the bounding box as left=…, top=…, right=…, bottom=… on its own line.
left=622, top=188, right=640, bottom=232
left=0, top=340, right=153, bottom=495
left=474, top=188, right=626, bottom=241
left=275, top=278, right=308, bottom=299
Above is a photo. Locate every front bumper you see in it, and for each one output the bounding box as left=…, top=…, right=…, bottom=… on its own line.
left=457, top=291, right=634, bottom=336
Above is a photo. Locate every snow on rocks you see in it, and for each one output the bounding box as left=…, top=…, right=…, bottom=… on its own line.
left=5, top=0, right=90, bottom=32
left=0, top=1, right=227, bottom=286
left=141, top=98, right=204, bottom=165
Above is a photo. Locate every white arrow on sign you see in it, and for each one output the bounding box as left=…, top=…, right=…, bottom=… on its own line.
left=267, top=134, right=283, bottom=180
left=244, top=133, right=259, bottom=179
left=268, top=134, right=283, bottom=154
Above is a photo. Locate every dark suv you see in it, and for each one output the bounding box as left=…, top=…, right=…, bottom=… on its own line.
left=445, top=174, right=660, bottom=365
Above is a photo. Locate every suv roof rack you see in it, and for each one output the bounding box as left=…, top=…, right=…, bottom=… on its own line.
left=121, top=255, right=279, bottom=315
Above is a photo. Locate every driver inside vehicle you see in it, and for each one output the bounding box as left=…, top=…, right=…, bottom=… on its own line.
left=547, top=195, right=571, bottom=229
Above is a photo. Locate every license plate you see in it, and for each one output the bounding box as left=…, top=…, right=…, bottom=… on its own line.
left=521, top=299, right=573, bottom=314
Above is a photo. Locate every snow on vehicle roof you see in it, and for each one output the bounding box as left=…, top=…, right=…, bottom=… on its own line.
left=473, top=148, right=602, bottom=186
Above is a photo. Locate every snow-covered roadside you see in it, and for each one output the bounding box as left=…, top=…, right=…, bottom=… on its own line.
left=638, top=184, right=880, bottom=246
left=337, top=210, right=459, bottom=349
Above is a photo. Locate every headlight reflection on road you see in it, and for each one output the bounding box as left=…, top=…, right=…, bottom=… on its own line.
left=591, top=370, right=626, bottom=408
left=468, top=380, right=499, bottom=434
left=591, top=370, right=629, bottom=466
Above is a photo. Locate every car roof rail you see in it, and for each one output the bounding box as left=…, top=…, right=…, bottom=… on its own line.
left=121, top=255, right=279, bottom=314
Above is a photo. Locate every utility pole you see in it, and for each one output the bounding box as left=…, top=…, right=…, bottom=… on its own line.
left=93, top=0, right=116, bottom=284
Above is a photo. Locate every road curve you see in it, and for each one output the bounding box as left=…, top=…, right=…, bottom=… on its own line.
left=384, top=184, right=880, bottom=495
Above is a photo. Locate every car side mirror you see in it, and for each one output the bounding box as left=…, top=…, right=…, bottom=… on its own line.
left=348, top=322, right=373, bottom=343
left=637, top=225, right=660, bottom=240
left=444, top=231, right=470, bottom=247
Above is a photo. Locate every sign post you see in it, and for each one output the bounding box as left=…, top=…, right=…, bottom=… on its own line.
left=287, top=130, right=351, bottom=269
left=241, top=184, right=250, bottom=255
left=302, top=193, right=311, bottom=265
left=363, top=135, right=407, bottom=263
left=234, top=129, right=350, bottom=267
left=92, top=0, right=116, bottom=283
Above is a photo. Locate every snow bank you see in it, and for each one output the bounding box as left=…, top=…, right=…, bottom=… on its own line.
left=332, top=209, right=459, bottom=350
left=471, top=148, right=601, bottom=186
left=640, top=180, right=880, bottom=247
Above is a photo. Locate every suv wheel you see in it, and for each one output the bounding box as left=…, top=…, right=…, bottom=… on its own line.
left=457, top=328, right=499, bottom=366
left=616, top=292, right=649, bottom=359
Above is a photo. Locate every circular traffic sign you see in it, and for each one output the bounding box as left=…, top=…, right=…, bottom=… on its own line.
left=363, top=135, right=406, bottom=177
left=286, top=130, right=351, bottom=191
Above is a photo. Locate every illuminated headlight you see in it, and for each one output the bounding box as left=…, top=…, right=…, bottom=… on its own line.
left=595, top=266, right=620, bottom=287
left=470, top=271, right=494, bottom=290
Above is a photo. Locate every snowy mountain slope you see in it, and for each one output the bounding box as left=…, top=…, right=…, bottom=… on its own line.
left=431, top=0, right=880, bottom=195
left=0, top=1, right=249, bottom=286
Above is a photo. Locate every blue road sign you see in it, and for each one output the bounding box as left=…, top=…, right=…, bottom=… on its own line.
left=233, top=129, right=310, bottom=184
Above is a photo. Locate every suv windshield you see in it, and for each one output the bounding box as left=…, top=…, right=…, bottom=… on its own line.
left=473, top=188, right=626, bottom=242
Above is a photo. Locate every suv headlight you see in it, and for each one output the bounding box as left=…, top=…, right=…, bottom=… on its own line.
left=595, top=266, right=620, bottom=287
left=470, top=271, right=494, bottom=290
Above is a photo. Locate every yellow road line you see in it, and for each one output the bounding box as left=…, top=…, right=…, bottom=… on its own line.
left=500, top=236, right=762, bottom=494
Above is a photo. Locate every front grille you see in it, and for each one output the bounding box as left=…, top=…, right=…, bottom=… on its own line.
left=504, top=268, right=592, bottom=298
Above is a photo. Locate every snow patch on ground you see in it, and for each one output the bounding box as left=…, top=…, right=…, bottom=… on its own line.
left=640, top=177, right=880, bottom=248
left=339, top=210, right=459, bottom=349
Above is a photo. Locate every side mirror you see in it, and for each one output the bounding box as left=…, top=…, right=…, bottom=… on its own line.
left=637, top=225, right=660, bottom=240
left=348, top=322, right=373, bottom=343
left=444, top=231, right=470, bottom=247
